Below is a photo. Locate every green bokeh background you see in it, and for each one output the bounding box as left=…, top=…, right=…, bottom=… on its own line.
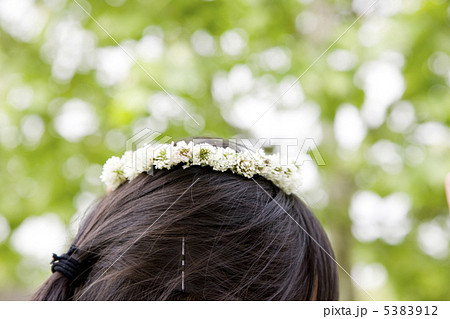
left=0, top=0, right=449, bottom=300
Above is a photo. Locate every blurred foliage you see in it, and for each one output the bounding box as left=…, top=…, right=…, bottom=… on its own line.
left=0, top=0, right=449, bottom=300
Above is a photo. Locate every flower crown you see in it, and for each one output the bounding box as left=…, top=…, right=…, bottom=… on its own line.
left=100, top=141, right=302, bottom=197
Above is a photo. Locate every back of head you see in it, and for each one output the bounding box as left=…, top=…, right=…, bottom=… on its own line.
left=33, top=138, right=338, bottom=300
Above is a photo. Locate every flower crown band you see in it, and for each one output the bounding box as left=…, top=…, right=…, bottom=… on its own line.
left=100, top=141, right=302, bottom=197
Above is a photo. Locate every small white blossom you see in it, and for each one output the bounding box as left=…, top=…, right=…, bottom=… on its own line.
left=121, top=151, right=135, bottom=180
left=211, top=147, right=228, bottom=172
left=100, top=156, right=126, bottom=190
left=136, top=147, right=155, bottom=172
left=260, top=154, right=282, bottom=180
left=252, top=149, right=267, bottom=173
left=122, top=148, right=155, bottom=180
left=193, top=143, right=215, bottom=166
left=222, top=147, right=237, bottom=166
left=282, top=172, right=302, bottom=195
left=173, top=141, right=193, bottom=164
left=233, top=151, right=256, bottom=178
left=154, top=144, right=173, bottom=169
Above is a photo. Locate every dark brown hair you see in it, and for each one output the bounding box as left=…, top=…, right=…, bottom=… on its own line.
left=33, top=138, right=338, bottom=300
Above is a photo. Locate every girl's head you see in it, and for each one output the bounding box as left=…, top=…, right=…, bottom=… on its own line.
left=34, top=138, right=338, bottom=300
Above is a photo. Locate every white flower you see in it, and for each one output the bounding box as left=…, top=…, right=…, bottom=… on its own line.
left=259, top=154, right=282, bottom=180
left=100, top=156, right=126, bottom=190
left=193, top=143, right=215, bottom=166
left=122, top=148, right=155, bottom=180
left=211, top=148, right=227, bottom=172
left=136, top=147, right=155, bottom=172
left=173, top=141, right=193, bottom=164
left=282, top=172, right=302, bottom=195
left=122, top=151, right=139, bottom=180
left=153, top=144, right=173, bottom=169
left=222, top=147, right=237, bottom=166
left=233, top=151, right=256, bottom=178
left=252, top=149, right=267, bottom=172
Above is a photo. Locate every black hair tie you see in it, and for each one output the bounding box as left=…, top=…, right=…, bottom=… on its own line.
left=51, top=245, right=83, bottom=282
